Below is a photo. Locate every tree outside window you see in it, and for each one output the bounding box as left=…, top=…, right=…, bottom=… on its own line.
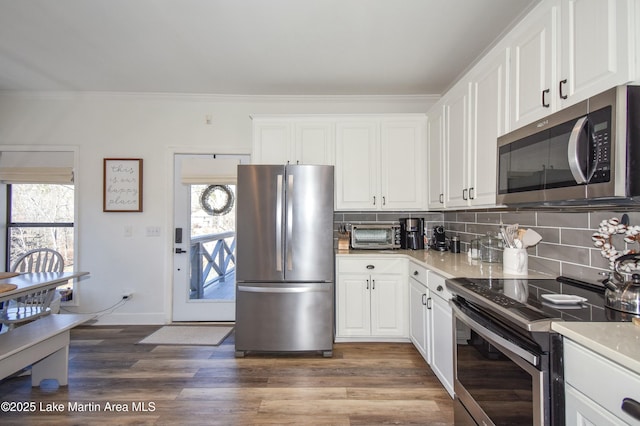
left=7, top=183, right=75, bottom=299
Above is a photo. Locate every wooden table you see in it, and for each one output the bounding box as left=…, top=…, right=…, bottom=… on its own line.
left=0, top=271, right=90, bottom=304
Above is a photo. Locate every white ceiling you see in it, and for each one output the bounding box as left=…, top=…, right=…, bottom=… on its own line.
left=0, top=0, right=539, bottom=96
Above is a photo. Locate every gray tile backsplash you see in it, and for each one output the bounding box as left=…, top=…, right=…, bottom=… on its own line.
left=335, top=208, right=640, bottom=285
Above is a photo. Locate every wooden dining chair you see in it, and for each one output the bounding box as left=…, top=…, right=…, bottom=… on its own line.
left=0, top=248, right=65, bottom=330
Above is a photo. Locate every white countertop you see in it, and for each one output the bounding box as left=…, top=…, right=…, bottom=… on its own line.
left=552, top=321, right=640, bottom=375
left=337, top=248, right=552, bottom=280
left=338, top=248, right=640, bottom=374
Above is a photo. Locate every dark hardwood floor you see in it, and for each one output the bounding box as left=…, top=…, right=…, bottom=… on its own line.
left=0, top=325, right=454, bottom=425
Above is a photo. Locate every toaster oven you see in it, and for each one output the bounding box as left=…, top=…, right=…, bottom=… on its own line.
left=350, top=223, right=401, bottom=249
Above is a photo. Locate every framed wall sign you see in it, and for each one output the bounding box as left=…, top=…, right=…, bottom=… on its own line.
left=103, top=158, right=143, bottom=212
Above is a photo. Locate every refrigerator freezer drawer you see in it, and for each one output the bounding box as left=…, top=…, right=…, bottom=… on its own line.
left=235, top=282, right=334, bottom=355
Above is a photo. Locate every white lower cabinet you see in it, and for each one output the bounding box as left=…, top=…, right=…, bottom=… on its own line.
left=564, top=338, right=640, bottom=425
left=408, top=262, right=454, bottom=398
left=428, top=273, right=455, bottom=398
left=336, top=256, right=408, bottom=341
left=408, top=262, right=430, bottom=363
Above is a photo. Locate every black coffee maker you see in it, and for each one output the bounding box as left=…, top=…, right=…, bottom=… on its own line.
left=430, top=225, right=448, bottom=251
left=400, top=218, right=425, bottom=250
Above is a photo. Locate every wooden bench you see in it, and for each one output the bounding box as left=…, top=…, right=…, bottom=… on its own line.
left=0, top=313, right=93, bottom=387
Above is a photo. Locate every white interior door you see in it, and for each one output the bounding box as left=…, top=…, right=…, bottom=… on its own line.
left=172, top=153, right=249, bottom=322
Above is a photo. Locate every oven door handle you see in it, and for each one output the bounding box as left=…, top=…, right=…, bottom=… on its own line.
left=451, top=301, right=539, bottom=367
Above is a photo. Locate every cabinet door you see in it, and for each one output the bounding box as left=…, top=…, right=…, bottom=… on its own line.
left=565, top=385, right=625, bottom=426
left=510, top=5, right=558, bottom=130
left=380, top=119, right=425, bottom=210
left=335, top=121, right=379, bottom=210
left=370, top=274, right=407, bottom=338
left=427, top=107, right=445, bottom=209
left=469, top=50, right=508, bottom=207
left=431, top=292, right=454, bottom=397
left=295, top=122, right=335, bottom=165
left=409, top=278, right=430, bottom=362
left=444, top=83, right=471, bottom=208
left=336, top=274, right=371, bottom=337
left=559, top=0, right=631, bottom=108
left=252, top=121, right=293, bottom=164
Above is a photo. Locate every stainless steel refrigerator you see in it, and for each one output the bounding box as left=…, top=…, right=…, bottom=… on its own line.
left=235, top=164, right=334, bottom=357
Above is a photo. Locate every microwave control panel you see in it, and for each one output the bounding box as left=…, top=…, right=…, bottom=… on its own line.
left=590, top=106, right=612, bottom=183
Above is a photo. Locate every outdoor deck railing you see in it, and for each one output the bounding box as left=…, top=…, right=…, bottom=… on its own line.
left=190, top=231, right=236, bottom=299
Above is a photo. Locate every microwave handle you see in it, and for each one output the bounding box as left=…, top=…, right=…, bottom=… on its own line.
left=567, top=116, right=590, bottom=184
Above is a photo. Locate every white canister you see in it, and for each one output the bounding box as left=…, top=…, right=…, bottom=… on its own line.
left=503, top=247, right=528, bottom=275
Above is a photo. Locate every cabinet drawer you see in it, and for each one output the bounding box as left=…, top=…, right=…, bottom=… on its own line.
left=408, top=262, right=428, bottom=286
left=428, top=273, right=452, bottom=300
left=564, top=339, right=640, bottom=424
left=337, top=257, right=405, bottom=274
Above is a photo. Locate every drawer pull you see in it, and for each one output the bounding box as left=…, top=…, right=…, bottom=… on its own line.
left=366, top=264, right=375, bottom=270
left=622, top=398, right=640, bottom=421
left=413, top=270, right=419, bottom=276
left=437, top=285, right=443, bottom=292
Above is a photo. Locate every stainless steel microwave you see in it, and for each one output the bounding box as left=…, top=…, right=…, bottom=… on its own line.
left=496, top=85, right=640, bottom=206
left=350, top=223, right=401, bottom=249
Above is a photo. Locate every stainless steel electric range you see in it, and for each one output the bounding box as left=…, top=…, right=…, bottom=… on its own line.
left=446, top=276, right=634, bottom=426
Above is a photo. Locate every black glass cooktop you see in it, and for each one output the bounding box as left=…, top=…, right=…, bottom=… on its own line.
left=446, top=276, right=633, bottom=331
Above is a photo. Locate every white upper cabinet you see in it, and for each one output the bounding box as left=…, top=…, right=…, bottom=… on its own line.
left=335, top=120, right=380, bottom=210
left=442, top=53, right=506, bottom=211
left=510, top=0, right=633, bottom=130
left=252, top=117, right=334, bottom=165
left=468, top=49, right=509, bottom=207
left=294, top=122, right=335, bottom=165
left=427, top=105, right=445, bottom=209
left=335, top=115, right=426, bottom=211
left=443, top=82, right=471, bottom=208
left=559, top=0, right=631, bottom=108
left=380, top=118, right=425, bottom=210
left=509, top=3, right=558, bottom=129
left=252, top=120, right=293, bottom=164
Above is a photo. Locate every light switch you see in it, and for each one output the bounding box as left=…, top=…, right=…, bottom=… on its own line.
left=146, top=226, right=161, bottom=237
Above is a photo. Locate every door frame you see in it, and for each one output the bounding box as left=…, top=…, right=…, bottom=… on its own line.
left=165, top=147, right=251, bottom=323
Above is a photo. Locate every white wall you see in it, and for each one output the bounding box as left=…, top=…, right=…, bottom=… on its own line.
left=0, top=91, right=436, bottom=324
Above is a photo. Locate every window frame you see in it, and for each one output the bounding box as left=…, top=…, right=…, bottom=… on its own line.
left=5, top=183, right=75, bottom=271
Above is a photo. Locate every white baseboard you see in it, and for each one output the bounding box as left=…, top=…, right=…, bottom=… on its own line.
left=89, top=312, right=167, bottom=325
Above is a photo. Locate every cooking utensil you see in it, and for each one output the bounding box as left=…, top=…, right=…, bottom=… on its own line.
left=501, top=223, right=519, bottom=248
left=522, top=229, right=542, bottom=248
left=499, top=227, right=511, bottom=248
left=601, top=253, right=640, bottom=314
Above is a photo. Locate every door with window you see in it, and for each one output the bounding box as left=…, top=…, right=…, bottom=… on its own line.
left=172, top=154, right=249, bottom=322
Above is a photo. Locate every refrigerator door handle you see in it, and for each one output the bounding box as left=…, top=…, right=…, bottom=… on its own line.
left=286, top=173, right=294, bottom=271
left=238, top=285, right=328, bottom=294
left=276, top=174, right=284, bottom=271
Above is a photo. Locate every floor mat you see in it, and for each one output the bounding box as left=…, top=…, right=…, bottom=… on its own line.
left=137, top=325, right=233, bottom=346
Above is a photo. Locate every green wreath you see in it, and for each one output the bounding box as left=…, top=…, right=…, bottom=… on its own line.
left=200, top=185, right=234, bottom=216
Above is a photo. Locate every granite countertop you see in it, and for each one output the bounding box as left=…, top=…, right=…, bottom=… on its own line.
left=338, top=248, right=640, bottom=373
left=552, top=321, right=640, bottom=375
left=337, top=248, right=552, bottom=280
